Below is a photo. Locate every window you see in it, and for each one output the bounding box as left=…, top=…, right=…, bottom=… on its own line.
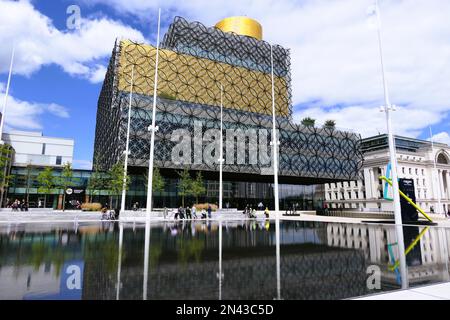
left=422, top=169, right=425, bottom=175
left=56, top=156, right=62, bottom=165
left=348, top=192, right=352, bottom=199
left=42, top=143, right=46, bottom=155
left=415, top=168, right=418, bottom=175
left=402, top=167, right=405, bottom=174
left=409, top=168, right=412, bottom=174
left=355, top=191, right=359, bottom=199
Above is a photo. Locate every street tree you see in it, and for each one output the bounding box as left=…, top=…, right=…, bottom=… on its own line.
left=58, top=163, right=73, bottom=211
left=177, top=169, right=192, bottom=207
left=37, top=167, right=55, bottom=209
left=107, top=162, right=129, bottom=209
left=191, top=172, right=206, bottom=204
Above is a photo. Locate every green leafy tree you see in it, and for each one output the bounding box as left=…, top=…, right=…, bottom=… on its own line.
left=324, top=120, right=336, bottom=129
left=177, top=169, right=193, bottom=207
left=191, top=172, right=206, bottom=204
left=301, top=117, right=316, bottom=127
left=0, top=144, right=13, bottom=206
left=37, top=167, right=55, bottom=209
left=87, top=167, right=105, bottom=203
left=143, top=167, right=165, bottom=210
left=57, top=163, right=73, bottom=211
left=107, top=162, right=129, bottom=209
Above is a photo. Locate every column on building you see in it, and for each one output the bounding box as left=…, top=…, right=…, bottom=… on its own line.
left=446, top=171, right=450, bottom=200
left=370, top=168, right=377, bottom=199
left=439, top=169, right=446, bottom=200
left=431, top=168, right=440, bottom=201
left=364, top=168, right=373, bottom=199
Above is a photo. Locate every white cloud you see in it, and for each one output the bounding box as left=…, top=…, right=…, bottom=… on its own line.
left=88, top=64, right=107, bottom=83
left=83, top=0, right=450, bottom=137
left=0, top=0, right=146, bottom=83
left=46, top=103, right=70, bottom=118
left=73, top=159, right=93, bottom=170
left=0, top=83, right=70, bottom=130
left=430, top=132, right=450, bottom=146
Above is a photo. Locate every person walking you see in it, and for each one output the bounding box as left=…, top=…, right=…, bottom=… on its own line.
left=264, top=207, right=270, bottom=218
left=207, top=205, right=212, bottom=219
left=258, top=202, right=264, bottom=211
left=191, top=205, right=197, bottom=219
left=185, top=206, right=192, bottom=219
left=175, top=206, right=183, bottom=220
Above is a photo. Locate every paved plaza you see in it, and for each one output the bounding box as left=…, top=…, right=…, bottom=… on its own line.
left=1, top=209, right=450, bottom=226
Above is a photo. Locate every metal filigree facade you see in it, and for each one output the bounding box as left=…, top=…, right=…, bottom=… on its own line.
left=93, top=17, right=363, bottom=183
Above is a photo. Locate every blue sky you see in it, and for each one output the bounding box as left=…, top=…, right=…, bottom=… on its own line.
left=0, top=0, right=449, bottom=169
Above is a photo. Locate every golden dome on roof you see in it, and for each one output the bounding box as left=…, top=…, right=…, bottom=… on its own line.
left=215, top=16, right=262, bottom=40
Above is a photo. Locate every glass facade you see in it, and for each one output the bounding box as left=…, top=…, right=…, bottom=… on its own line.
left=7, top=166, right=324, bottom=211
left=125, top=174, right=324, bottom=211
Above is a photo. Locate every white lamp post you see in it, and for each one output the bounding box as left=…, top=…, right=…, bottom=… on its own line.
left=270, top=45, right=281, bottom=300
left=120, top=65, right=134, bottom=213
left=374, top=0, right=408, bottom=288
left=146, top=9, right=161, bottom=219
left=0, top=45, right=15, bottom=144
left=270, top=46, right=280, bottom=215
left=219, top=84, right=224, bottom=210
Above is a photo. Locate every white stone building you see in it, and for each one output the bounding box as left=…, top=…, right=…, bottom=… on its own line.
left=325, top=134, right=450, bottom=214
left=2, top=130, right=74, bottom=167
left=327, top=223, right=450, bottom=285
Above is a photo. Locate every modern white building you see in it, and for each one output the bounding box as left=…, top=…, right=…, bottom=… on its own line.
left=2, top=130, right=74, bottom=167
left=325, top=134, right=450, bottom=214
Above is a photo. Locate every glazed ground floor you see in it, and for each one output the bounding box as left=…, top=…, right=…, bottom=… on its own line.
left=7, top=166, right=328, bottom=211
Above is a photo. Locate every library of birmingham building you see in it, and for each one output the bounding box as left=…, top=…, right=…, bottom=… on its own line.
left=94, top=16, right=363, bottom=210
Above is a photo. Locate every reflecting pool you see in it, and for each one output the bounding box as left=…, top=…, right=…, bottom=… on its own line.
left=0, top=220, right=449, bottom=300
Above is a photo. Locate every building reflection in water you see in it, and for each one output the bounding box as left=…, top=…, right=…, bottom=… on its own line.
left=0, top=220, right=449, bottom=300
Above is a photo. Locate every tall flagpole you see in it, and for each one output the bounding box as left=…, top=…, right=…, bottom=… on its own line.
left=270, top=46, right=280, bottom=215
left=270, top=45, right=281, bottom=300
left=429, top=126, right=442, bottom=215
left=146, top=9, right=161, bottom=219
left=0, top=45, right=15, bottom=143
left=219, top=84, right=224, bottom=210
left=375, top=0, right=408, bottom=288
left=121, top=65, right=134, bottom=213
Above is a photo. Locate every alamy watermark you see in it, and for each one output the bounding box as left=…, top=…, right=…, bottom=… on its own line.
left=66, top=5, right=81, bottom=30
left=366, top=265, right=381, bottom=290
left=170, top=121, right=278, bottom=174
